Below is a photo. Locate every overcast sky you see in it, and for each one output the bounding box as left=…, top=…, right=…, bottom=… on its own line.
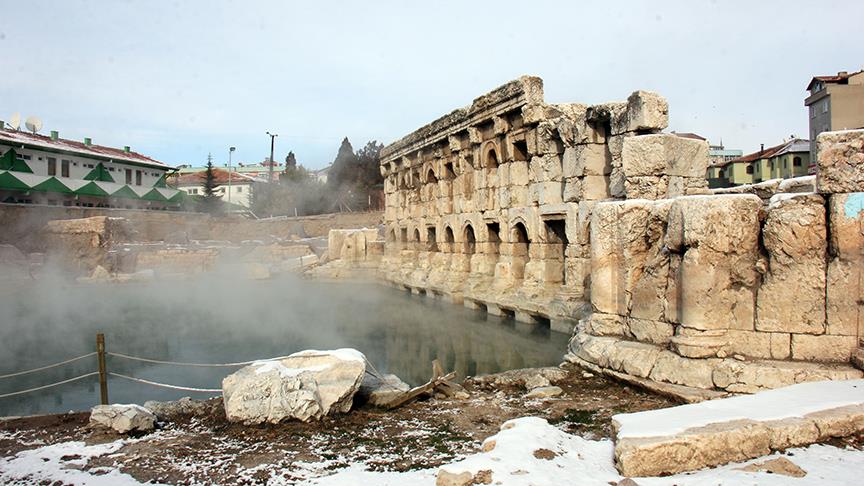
left=1, top=0, right=862, bottom=169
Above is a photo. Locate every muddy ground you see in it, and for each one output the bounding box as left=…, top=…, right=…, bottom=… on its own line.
left=0, top=365, right=676, bottom=484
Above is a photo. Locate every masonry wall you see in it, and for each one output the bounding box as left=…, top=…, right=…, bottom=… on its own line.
left=374, top=75, right=864, bottom=396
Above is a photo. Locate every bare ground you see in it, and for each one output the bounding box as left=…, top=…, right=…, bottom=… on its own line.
left=0, top=365, right=675, bottom=484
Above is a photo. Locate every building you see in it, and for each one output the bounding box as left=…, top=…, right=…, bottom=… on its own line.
left=805, top=69, right=864, bottom=156
left=708, top=138, right=810, bottom=187
left=0, top=126, right=182, bottom=209
left=174, top=168, right=265, bottom=208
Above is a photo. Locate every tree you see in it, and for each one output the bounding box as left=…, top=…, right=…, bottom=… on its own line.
left=200, top=153, right=223, bottom=213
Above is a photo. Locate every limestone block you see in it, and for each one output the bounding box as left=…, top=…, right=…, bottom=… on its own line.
left=509, top=160, right=530, bottom=185
left=649, top=351, right=717, bottom=389
left=666, top=195, right=763, bottom=332
left=537, top=181, right=564, bottom=205
left=563, top=177, right=580, bottom=203
left=535, top=121, right=564, bottom=155
left=609, top=167, right=626, bottom=198
left=510, top=185, right=529, bottom=207
left=671, top=329, right=728, bottom=358
left=590, top=202, right=623, bottom=314
left=581, top=175, right=612, bottom=201
left=624, top=175, right=668, bottom=200
left=816, top=129, right=864, bottom=193
left=564, top=256, right=591, bottom=292
left=608, top=341, right=663, bottom=378
left=791, top=334, right=857, bottom=362
left=756, top=194, right=827, bottom=334
left=627, top=317, right=675, bottom=345
left=713, top=359, right=863, bottom=393
left=90, top=404, right=156, bottom=434
left=562, top=144, right=611, bottom=178
left=626, top=200, right=673, bottom=322
left=529, top=154, right=562, bottom=182
left=570, top=333, right=617, bottom=369
left=612, top=90, right=669, bottom=135
left=828, top=192, right=864, bottom=259
left=622, top=134, right=709, bottom=178
left=722, top=330, right=791, bottom=360
left=827, top=259, right=862, bottom=336
left=583, top=313, right=628, bottom=337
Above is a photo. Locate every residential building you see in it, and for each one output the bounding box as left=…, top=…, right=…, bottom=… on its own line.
left=0, top=126, right=182, bottom=209
left=173, top=168, right=265, bottom=208
left=805, top=69, right=864, bottom=157
left=709, top=138, right=810, bottom=187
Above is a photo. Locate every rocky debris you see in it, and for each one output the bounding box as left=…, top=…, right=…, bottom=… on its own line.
left=357, top=373, right=411, bottom=407
left=221, top=349, right=366, bottom=424
left=816, top=128, right=864, bottom=193
left=42, top=216, right=132, bottom=275
left=524, top=374, right=551, bottom=390
left=435, top=470, right=473, bottom=486
left=465, top=367, right=568, bottom=391
left=89, top=404, right=156, bottom=434
left=143, top=397, right=215, bottom=421
left=525, top=386, right=563, bottom=399
left=612, top=379, right=864, bottom=477
left=738, top=456, right=807, bottom=477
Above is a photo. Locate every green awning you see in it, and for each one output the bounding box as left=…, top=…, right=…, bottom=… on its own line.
left=32, top=177, right=74, bottom=194
left=167, top=190, right=186, bottom=203
left=141, top=188, right=168, bottom=202
left=110, top=185, right=141, bottom=200
left=0, top=171, right=31, bottom=191
left=154, top=174, right=167, bottom=188
left=75, top=181, right=110, bottom=197
left=83, top=163, right=115, bottom=183
left=0, top=149, right=34, bottom=173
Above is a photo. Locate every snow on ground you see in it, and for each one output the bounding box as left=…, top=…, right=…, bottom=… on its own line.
left=2, top=416, right=862, bottom=485
left=614, top=379, right=864, bottom=438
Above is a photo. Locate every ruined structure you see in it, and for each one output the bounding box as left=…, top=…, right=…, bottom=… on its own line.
left=373, top=76, right=864, bottom=398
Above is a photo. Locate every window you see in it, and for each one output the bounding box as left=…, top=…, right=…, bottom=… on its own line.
left=746, top=164, right=754, bottom=175
left=809, top=106, right=815, bottom=118
left=125, top=168, right=132, bottom=184
left=108, top=167, right=115, bottom=171
left=87, top=164, right=94, bottom=169
left=793, top=156, right=802, bottom=167
left=783, top=160, right=787, bottom=169
left=719, top=169, right=725, bottom=178
left=61, top=159, right=70, bottom=177
left=135, top=170, right=142, bottom=185
left=16, top=154, right=31, bottom=160
left=237, top=186, right=243, bottom=193
left=822, top=100, right=829, bottom=113
left=47, top=157, right=57, bottom=176
left=73, top=162, right=78, bottom=167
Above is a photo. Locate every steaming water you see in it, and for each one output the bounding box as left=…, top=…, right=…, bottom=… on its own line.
left=0, top=274, right=569, bottom=417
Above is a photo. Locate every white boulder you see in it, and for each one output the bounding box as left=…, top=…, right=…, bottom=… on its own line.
left=222, top=348, right=367, bottom=424
left=90, top=404, right=156, bottom=433
left=357, top=373, right=410, bottom=407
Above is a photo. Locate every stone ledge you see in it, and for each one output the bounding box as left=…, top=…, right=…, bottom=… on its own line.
left=611, top=379, right=864, bottom=477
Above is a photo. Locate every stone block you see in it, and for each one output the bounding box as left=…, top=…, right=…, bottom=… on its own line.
left=816, top=129, right=864, bottom=193
left=612, top=90, right=669, bottom=136
left=828, top=192, right=864, bottom=259
left=581, top=175, right=612, bottom=201
left=622, top=133, right=709, bottom=179
left=583, top=313, right=628, bottom=337
left=562, top=143, right=612, bottom=178
left=627, top=317, right=675, bottom=345
left=648, top=351, right=717, bottom=389
left=722, top=330, right=791, bottom=360
left=624, top=175, right=668, bottom=200
left=756, top=194, right=827, bottom=334
left=791, top=334, right=857, bottom=362
left=826, top=259, right=862, bottom=336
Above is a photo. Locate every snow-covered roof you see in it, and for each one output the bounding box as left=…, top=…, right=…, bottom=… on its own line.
left=0, top=128, right=171, bottom=170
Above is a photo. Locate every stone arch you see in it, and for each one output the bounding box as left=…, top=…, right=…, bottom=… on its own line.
left=425, top=165, right=438, bottom=184
left=463, top=224, right=477, bottom=255
left=510, top=220, right=530, bottom=258
left=444, top=225, right=455, bottom=253
left=482, top=141, right=500, bottom=169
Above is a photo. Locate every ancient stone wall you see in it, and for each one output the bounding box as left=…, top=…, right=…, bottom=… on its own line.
left=375, top=76, right=864, bottom=397
left=378, top=76, right=702, bottom=332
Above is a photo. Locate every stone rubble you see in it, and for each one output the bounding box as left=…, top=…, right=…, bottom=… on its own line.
left=89, top=404, right=156, bottom=434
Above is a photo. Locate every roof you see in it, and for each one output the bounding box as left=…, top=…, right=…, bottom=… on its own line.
left=672, top=132, right=707, bottom=141
left=174, top=168, right=266, bottom=186
left=806, top=69, right=864, bottom=90
left=724, top=139, right=809, bottom=166
left=0, top=128, right=171, bottom=170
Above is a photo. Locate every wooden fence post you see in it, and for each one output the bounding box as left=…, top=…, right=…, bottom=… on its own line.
left=96, top=333, right=108, bottom=405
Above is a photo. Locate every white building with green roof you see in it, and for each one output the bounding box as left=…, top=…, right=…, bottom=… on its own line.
left=0, top=126, right=184, bottom=209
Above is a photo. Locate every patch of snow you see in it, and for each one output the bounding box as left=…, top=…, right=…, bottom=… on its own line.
left=0, top=439, right=162, bottom=486
left=614, top=379, right=864, bottom=439
left=290, top=348, right=367, bottom=363
left=768, top=191, right=816, bottom=209
left=251, top=360, right=328, bottom=377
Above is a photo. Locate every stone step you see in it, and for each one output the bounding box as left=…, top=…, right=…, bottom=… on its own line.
left=611, top=379, right=864, bottom=477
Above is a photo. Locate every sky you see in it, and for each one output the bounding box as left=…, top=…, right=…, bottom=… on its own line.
left=1, top=0, right=862, bottom=170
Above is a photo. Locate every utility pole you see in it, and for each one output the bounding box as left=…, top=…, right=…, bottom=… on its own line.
left=227, top=146, right=235, bottom=204
left=266, top=131, right=278, bottom=183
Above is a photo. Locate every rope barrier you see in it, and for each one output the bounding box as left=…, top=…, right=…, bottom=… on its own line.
left=0, top=352, right=97, bottom=380
left=108, top=372, right=222, bottom=393
left=0, top=372, right=99, bottom=399
left=106, top=351, right=337, bottom=367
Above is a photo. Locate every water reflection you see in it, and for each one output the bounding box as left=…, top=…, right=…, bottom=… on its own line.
left=0, top=275, right=568, bottom=416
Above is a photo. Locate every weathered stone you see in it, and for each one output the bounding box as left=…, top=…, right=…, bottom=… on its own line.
left=357, top=373, right=410, bottom=408
left=90, top=404, right=156, bottom=434
left=525, top=385, right=563, bottom=398
left=791, top=334, right=857, bottom=362
left=816, top=129, right=864, bottom=193
left=738, top=457, right=807, bottom=477
left=562, top=143, right=611, bottom=177
left=756, top=194, right=827, bottom=334
left=435, top=470, right=473, bottom=486
left=612, top=91, right=669, bottom=135
left=649, top=351, right=716, bottom=389
left=622, top=134, right=709, bottom=179
left=222, top=349, right=366, bottom=424
left=627, top=318, right=674, bottom=345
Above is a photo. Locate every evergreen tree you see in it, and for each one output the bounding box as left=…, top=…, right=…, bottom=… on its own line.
left=200, top=153, right=222, bottom=213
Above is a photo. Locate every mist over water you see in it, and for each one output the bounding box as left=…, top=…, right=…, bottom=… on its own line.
left=0, top=273, right=568, bottom=416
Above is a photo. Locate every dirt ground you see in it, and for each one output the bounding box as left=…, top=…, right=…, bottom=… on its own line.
left=0, top=365, right=675, bottom=484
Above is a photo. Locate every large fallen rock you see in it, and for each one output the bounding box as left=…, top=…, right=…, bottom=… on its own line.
left=357, top=373, right=410, bottom=407
left=90, top=404, right=156, bottom=433
left=222, top=349, right=367, bottom=424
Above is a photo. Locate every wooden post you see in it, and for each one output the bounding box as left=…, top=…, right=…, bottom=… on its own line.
left=96, top=333, right=108, bottom=405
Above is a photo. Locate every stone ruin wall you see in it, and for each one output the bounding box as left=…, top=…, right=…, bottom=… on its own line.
left=377, top=76, right=864, bottom=397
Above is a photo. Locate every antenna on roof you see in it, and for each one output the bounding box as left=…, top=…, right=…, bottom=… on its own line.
left=24, top=116, right=43, bottom=134
left=8, top=113, right=20, bottom=130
